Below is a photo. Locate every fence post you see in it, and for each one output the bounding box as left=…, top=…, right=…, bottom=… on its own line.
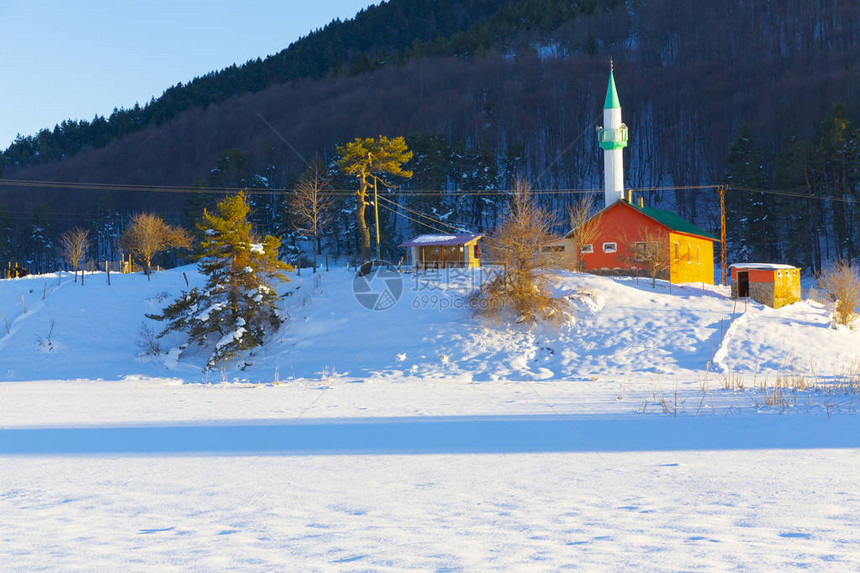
left=106, top=261, right=110, bottom=286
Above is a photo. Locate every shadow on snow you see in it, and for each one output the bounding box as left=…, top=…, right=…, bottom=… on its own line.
left=2, top=414, right=860, bottom=456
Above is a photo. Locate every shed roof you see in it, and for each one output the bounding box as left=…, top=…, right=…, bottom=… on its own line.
left=398, top=234, right=482, bottom=248
left=730, top=263, right=798, bottom=270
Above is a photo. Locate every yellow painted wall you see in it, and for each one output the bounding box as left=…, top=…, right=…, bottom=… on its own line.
left=669, top=232, right=715, bottom=285
left=465, top=240, right=481, bottom=268
left=773, top=266, right=801, bottom=307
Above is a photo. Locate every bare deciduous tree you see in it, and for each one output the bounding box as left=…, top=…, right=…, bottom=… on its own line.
left=121, top=213, right=191, bottom=276
left=622, top=227, right=672, bottom=288
left=59, top=227, right=90, bottom=271
left=471, top=178, right=564, bottom=323
left=290, top=157, right=333, bottom=272
left=565, top=194, right=602, bottom=271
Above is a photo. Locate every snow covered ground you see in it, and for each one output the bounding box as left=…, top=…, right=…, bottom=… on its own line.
left=2, top=267, right=860, bottom=569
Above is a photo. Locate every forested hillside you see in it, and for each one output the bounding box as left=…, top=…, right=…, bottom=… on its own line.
left=1, top=0, right=857, bottom=274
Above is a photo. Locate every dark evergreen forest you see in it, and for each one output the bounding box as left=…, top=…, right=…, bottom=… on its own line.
left=0, top=0, right=857, bottom=274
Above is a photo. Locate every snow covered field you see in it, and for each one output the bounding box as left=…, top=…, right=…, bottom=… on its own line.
left=2, top=267, right=860, bottom=570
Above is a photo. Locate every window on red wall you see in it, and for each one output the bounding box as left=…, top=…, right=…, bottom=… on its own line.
left=602, top=242, right=617, bottom=253
left=473, top=244, right=480, bottom=259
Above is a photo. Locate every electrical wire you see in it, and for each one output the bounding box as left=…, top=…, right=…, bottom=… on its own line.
left=1, top=177, right=857, bottom=205
left=375, top=201, right=448, bottom=234
left=375, top=194, right=465, bottom=233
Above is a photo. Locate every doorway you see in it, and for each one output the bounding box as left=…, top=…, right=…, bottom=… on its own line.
left=737, top=271, right=749, bottom=297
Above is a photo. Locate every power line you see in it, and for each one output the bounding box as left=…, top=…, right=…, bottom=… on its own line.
left=376, top=200, right=448, bottom=234
left=376, top=194, right=465, bottom=233
left=2, top=177, right=857, bottom=204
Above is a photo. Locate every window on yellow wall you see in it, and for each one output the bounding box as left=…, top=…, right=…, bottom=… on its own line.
left=696, top=246, right=700, bottom=264
left=686, top=243, right=692, bottom=263
left=674, top=242, right=680, bottom=261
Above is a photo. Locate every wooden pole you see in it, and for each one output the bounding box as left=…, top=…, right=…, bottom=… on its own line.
left=718, top=187, right=725, bottom=284
left=183, top=272, right=189, bottom=287
left=42, top=281, right=47, bottom=300
left=106, top=261, right=110, bottom=286
left=325, top=255, right=329, bottom=272
left=21, top=294, right=26, bottom=314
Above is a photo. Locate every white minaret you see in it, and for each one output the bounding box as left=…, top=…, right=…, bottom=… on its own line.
left=597, top=61, right=628, bottom=208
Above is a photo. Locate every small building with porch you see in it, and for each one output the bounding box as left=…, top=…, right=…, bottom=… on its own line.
left=730, top=263, right=801, bottom=308
left=399, top=234, right=482, bottom=271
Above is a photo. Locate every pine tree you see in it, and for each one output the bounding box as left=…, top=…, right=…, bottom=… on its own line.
left=150, top=192, right=292, bottom=368
left=725, top=126, right=773, bottom=261
left=336, top=136, right=413, bottom=264
left=0, top=206, right=13, bottom=266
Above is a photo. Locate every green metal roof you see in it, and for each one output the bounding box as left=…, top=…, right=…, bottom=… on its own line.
left=628, top=202, right=717, bottom=240
left=604, top=70, right=621, bottom=109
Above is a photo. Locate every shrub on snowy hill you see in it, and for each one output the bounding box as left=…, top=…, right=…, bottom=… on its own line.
left=470, top=179, right=568, bottom=324
left=818, top=260, right=860, bottom=328
left=148, top=192, right=293, bottom=368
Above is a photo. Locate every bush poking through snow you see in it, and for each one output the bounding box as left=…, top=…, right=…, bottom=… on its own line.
left=136, top=322, right=162, bottom=356
left=470, top=178, right=567, bottom=323
left=148, top=192, right=293, bottom=369
left=817, top=260, right=860, bottom=327
left=35, top=320, right=56, bottom=353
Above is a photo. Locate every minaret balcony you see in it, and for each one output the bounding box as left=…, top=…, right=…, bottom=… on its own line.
left=598, top=124, right=628, bottom=150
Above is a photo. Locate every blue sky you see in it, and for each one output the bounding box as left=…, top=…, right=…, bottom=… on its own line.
left=0, top=0, right=378, bottom=148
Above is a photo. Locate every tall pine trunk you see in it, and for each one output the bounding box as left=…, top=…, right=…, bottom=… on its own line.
left=355, top=185, right=371, bottom=263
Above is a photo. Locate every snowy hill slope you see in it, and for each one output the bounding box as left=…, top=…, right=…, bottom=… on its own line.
left=1, top=266, right=857, bottom=386
left=3, top=267, right=860, bottom=570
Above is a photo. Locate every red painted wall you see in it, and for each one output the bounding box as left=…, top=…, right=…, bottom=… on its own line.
left=580, top=202, right=668, bottom=271
left=731, top=268, right=775, bottom=283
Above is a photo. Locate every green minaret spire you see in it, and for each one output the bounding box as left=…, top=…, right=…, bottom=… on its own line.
left=604, top=59, right=621, bottom=110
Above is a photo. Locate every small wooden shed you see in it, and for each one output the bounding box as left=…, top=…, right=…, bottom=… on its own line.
left=399, top=234, right=482, bottom=270
left=730, top=263, right=801, bottom=308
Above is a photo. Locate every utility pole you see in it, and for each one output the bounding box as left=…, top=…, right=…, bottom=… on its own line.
left=720, top=185, right=728, bottom=286
left=373, top=174, right=381, bottom=263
